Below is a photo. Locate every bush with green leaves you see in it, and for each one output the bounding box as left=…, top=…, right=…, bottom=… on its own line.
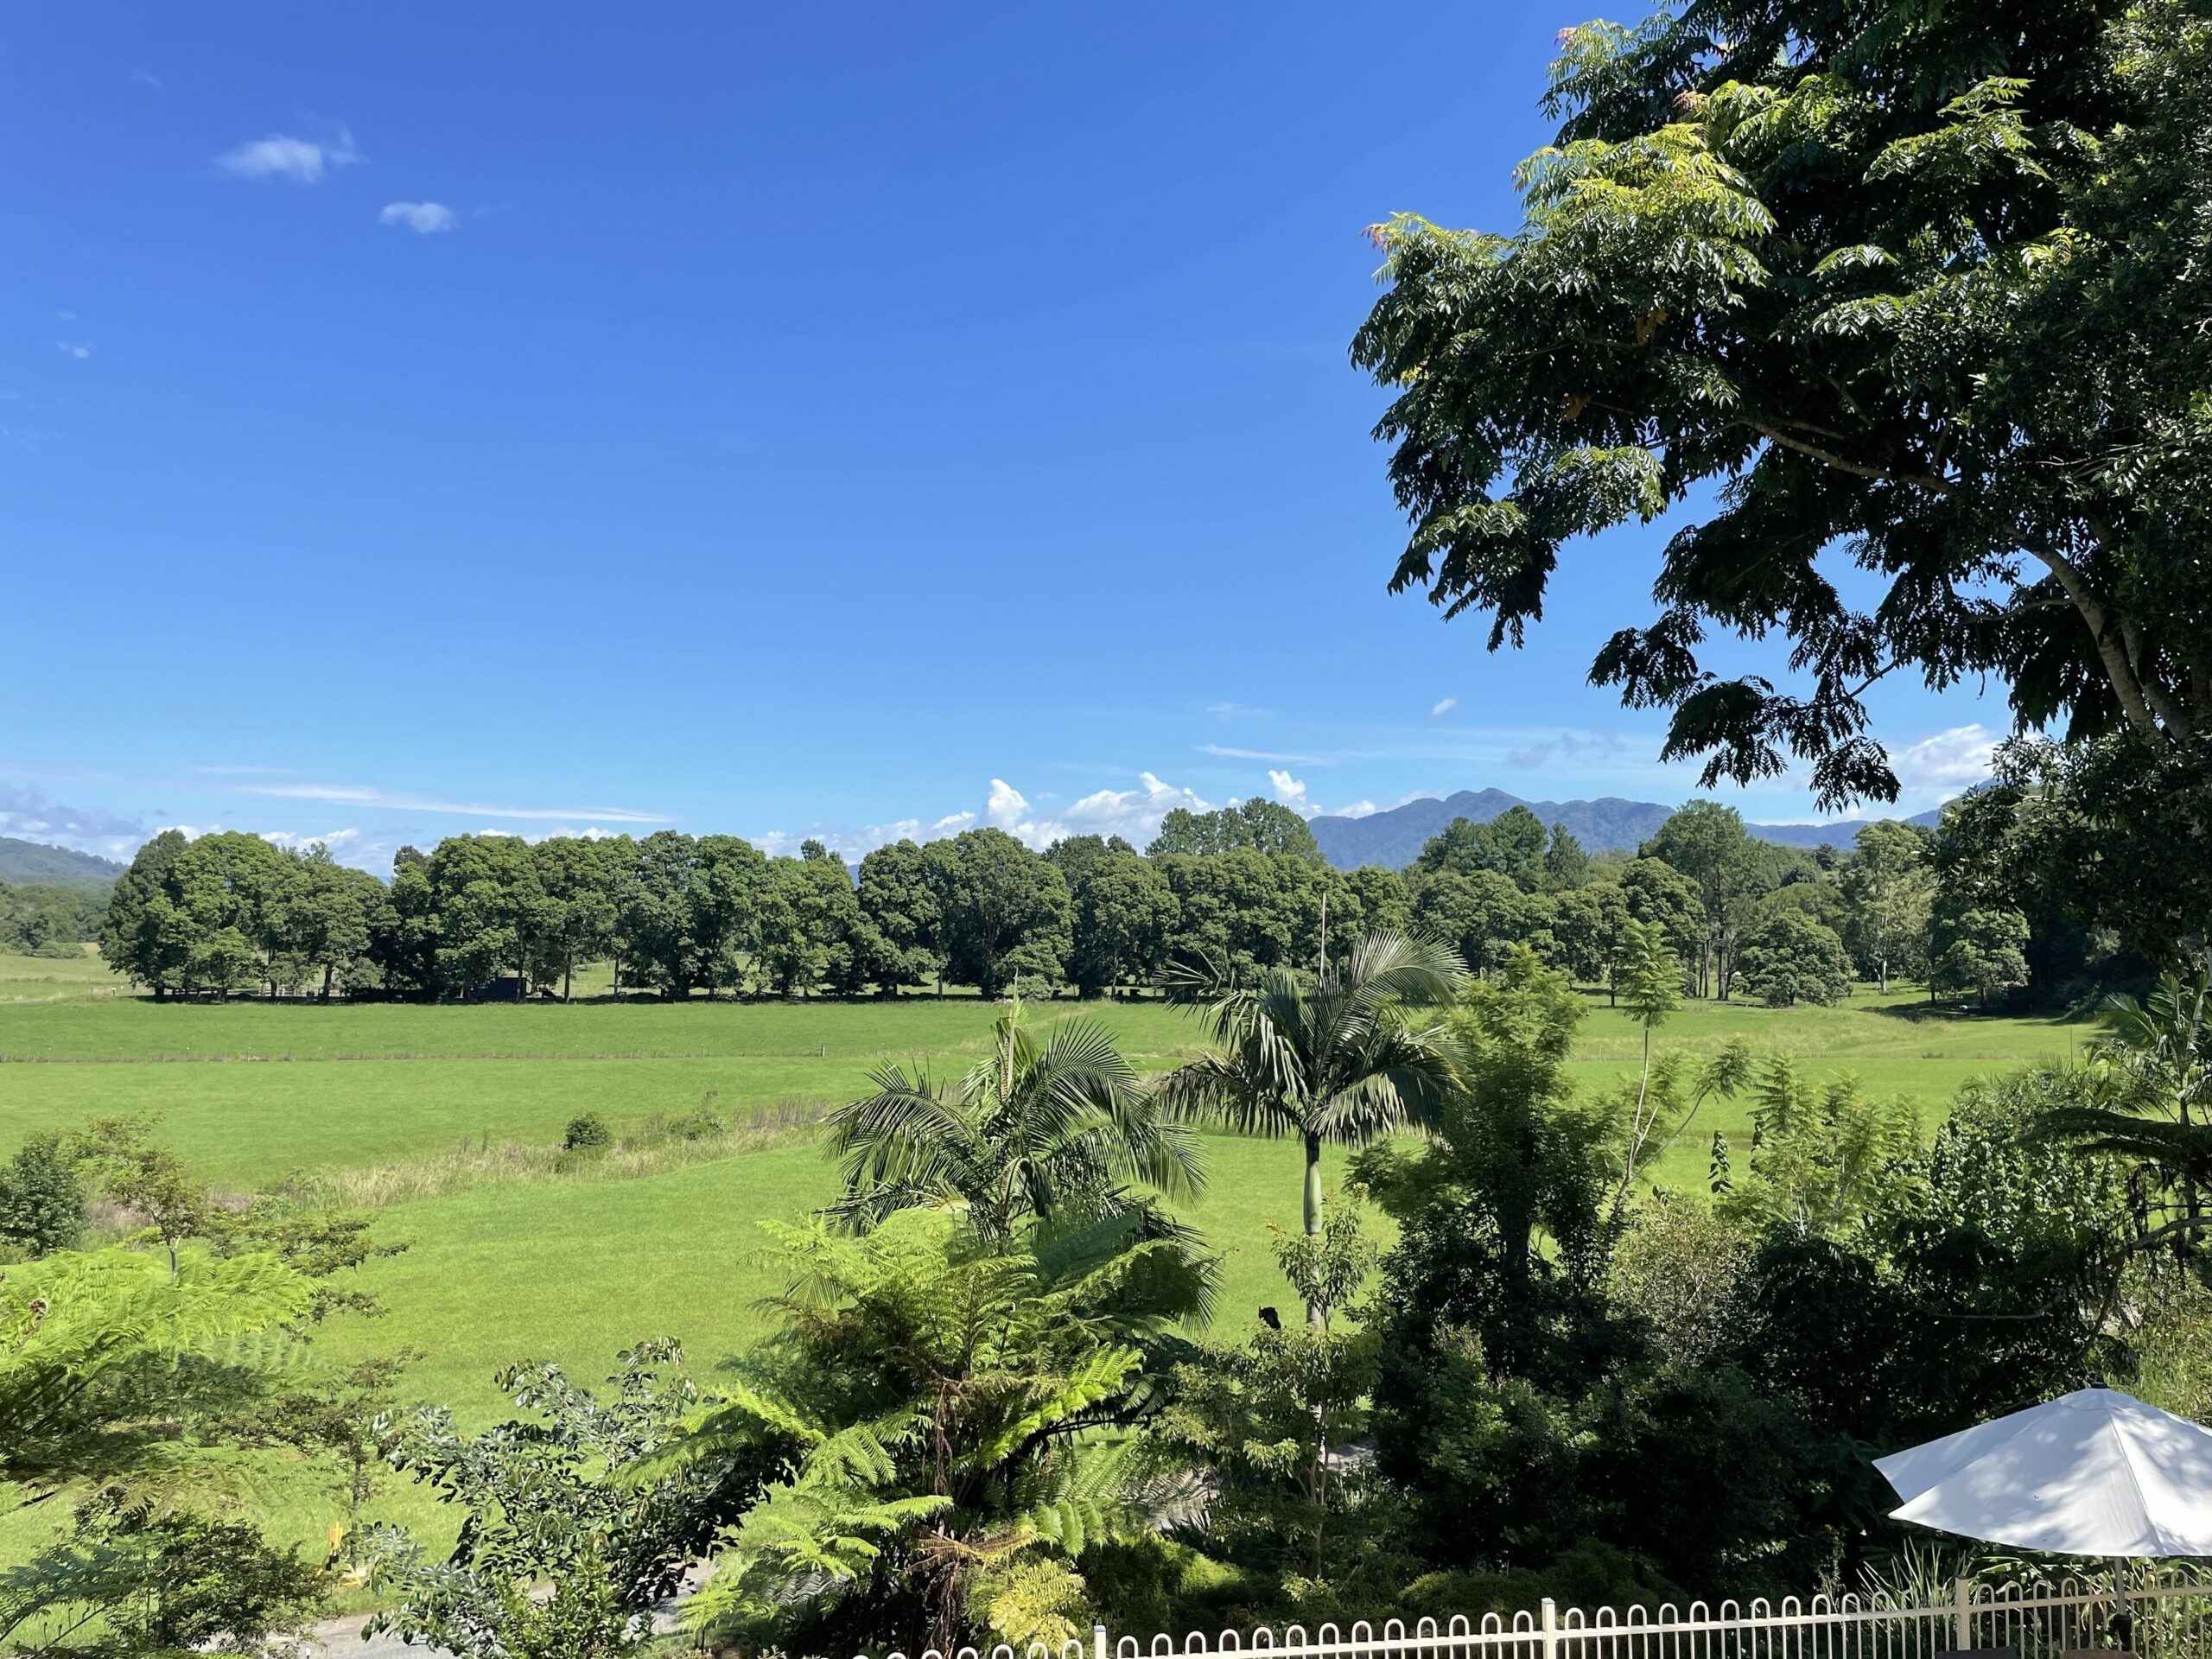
left=1, top=1245, right=331, bottom=1652
left=639, top=1205, right=1214, bottom=1656
left=0, top=1129, right=88, bottom=1258
left=563, top=1111, right=614, bottom=1152
left=1717, top=1059, right=1919, bottom=1239
left=365, top=1340, right=763, bottom=1659
left=1154, top=1188, right=1384, bottom=1611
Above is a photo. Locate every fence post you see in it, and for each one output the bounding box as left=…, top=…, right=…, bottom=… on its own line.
left=1542, top=1598, right=1559, bottom=1659
left=1954, top=1577, right=1973, bottom=1653
left=1095, top=1623, right=1108, bottom=1659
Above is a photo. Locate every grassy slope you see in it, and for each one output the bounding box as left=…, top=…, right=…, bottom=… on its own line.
left=0, top=957, right=2083, bottom=1584
left=0, top=944, right=124, bottom=1005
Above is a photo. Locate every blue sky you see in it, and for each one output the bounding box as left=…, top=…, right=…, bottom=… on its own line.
left=2, top=3, right=2006, bottom=871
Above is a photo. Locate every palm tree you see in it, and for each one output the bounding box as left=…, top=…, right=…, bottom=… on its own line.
left=1159, top=931, right=1464, bottom=1325
left=824, top=999, right=1205, bottom=1237
left=2042, top=963, right=2212, bottom=1257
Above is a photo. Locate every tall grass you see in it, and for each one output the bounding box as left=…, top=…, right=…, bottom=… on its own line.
left=274, top=1096, right=832, bottom=1208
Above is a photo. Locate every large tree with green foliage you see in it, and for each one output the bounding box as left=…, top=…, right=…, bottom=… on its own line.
left=1734, top=912, right=1855, bottom=1007
left=531, top=834, right=623, bottom=1001
left=426, top=832, right=549, bottom=996
left=1149, top=798, right=1321, bottom=862
left=1067, top=849, right=1179, bottom=998
left=857, top=838, right=945, bottom=994
left=1644, top=803, right=1764, bottom=998
left=1618, top=855, right=1708, bottom=974
left=1412, top=867, right=1548, bottom=980
left=1410, top=807, right=1551, bottom=890
left=1931, top=895, right=2031, bottom=1008
left=1354, top=0, right=2212, bottom=806
left=1840, top=822, right=1935, bottom=992
left=925, top=829, right=1073, bottom=997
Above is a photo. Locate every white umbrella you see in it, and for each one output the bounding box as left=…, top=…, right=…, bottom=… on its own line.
left=1877, top=1388, right=2212, bottom=1558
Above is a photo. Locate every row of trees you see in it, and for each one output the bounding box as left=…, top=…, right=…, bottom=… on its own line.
left=91, top=796, right=2058, bottom=1007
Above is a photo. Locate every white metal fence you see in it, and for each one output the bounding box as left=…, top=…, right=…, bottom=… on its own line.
left=861, top=1573, right=2212, bottom=1659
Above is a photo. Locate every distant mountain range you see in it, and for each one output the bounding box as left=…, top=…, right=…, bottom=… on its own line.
left=0, top=836, right=127, bottom=889
left=1306, top=788, right=1943, bottom=870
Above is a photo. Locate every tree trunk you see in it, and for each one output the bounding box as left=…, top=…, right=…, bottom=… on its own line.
left=1304, top=1131, right=1325, bottom=1329
left=322, top=962, right=334, bottom=1001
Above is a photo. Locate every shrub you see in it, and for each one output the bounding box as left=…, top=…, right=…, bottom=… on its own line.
left=0, top=1131, right=88, bottom=1257
left=562, top=1113, right=613, bottom=1153
left=665, top=1107, right=724, bottom=1141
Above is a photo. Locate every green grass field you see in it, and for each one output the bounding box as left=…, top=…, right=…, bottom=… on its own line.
left=0, top=952, right=2088, bottom=1589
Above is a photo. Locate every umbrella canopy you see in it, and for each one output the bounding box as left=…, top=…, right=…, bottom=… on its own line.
left=1877, top=1389, right=2212, bottom=1558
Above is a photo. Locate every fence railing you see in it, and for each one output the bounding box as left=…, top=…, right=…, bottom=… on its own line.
left=859, top=1573, right=2212, bottom=1659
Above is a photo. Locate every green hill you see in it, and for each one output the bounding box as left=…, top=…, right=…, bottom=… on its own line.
left=0, top=836, right=126, bottom=890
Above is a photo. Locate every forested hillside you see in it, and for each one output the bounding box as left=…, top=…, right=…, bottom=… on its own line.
left=0, top=835, right=124, bottom=887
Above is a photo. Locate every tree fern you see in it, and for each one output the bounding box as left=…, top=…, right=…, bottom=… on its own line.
left=652, top=1208, right=1198, bottom=1654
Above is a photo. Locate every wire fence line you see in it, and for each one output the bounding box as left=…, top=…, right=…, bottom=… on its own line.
left=857, top=1573, right=2212, bottom=1659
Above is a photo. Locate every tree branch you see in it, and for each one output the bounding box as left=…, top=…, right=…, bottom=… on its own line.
left=2125, top=619, right=2198, bottom=738
left=1737, top=420, right=1955, bottom=492
left=2037, top=536, right=2163, bottom=736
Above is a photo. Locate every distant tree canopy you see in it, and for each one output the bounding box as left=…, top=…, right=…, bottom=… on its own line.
left=1148, top=799, right=1321, bottom=862
left=89, top=792, right=2094, bottom=1008
left=1355, top=0, right=2212, bottom=809
left=0, top=880, right=105, bottom=956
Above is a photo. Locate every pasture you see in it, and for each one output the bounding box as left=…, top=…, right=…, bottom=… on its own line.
left=0, top=953, right=2087, bottom=1592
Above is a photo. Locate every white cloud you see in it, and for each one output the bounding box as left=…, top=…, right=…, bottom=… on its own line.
left=754, top=810, right=974, bottom=861
left=56, top=342, right=92, bottom=360
left=238, top=781, right=671, bottom=823
left=260, top=827, right=364, bottom=852
left=1016, top=772, right=1214, bottom=849
left=761, top=773, right=1215, bottom=859
left=1891, top=724, right=1999, bottom=791
left=1267, top=769, right=1380, bottom=823
left=1201, top=743, right=1328, bottom=764
left=1507, top=728, right=1629, bottom=772
left=1204, top=702, right=1274, bottom=719
left=0, top=783, right=144, bottom=860
left=379, top=200, right=456, bottom=233
left=217, top=127, right=360, bottom=184
left=1427, top=698, right=1459, bottom=721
